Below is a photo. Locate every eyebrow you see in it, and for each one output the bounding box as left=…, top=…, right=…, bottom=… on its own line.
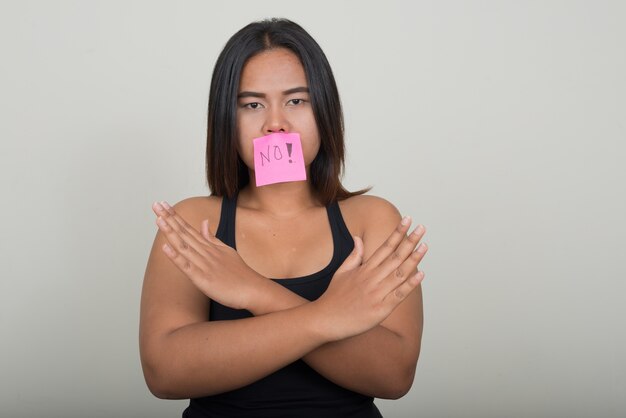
left=237, top=86, right=309, bottom=99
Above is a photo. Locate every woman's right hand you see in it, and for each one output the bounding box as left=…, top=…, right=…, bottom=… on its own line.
left=152, top=201, right=269, bottom=311
left=313, top=217, right=427, bottom=342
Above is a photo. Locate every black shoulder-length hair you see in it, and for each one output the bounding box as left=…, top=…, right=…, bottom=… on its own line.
left=205, top=18, right=369, bottom=204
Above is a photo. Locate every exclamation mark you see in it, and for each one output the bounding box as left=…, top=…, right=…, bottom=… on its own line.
left=286, top=143, right=293, bottom=163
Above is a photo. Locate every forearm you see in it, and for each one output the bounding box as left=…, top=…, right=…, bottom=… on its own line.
left=250, top=280, right=416, bottom=398
left=143, top=301, right=328, bottom=399
left=304, top=326, right=417, bottom=398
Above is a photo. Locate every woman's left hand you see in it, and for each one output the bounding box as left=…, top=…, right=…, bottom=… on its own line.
left=151, top=201, right=265, bottom=311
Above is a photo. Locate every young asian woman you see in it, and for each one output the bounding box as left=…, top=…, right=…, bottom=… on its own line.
left=139, top=18, right=428, bottom=418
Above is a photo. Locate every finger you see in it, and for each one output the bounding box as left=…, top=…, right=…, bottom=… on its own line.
left=153, top=201, right=194, bottom=233
left=202, top=219, right=210, bottom=241
left=364, top=216, right=413, bottom=268
left=336, top=236, right=364, bottom=274
left=161, top=242, right=210, bottom=288
left=153, top=201, right=216, bottom=251
left=157, top=201, right=222, bottom=246
left=159, top=200, right=176, bottom=215
left=370, top=241, right=428, bottom=301
left=394, top=271, right=425, bottom=299
left=156, top=215, right=214, bottom=264
left=381, top=242, right=428, bottom=290
left=170, top=214, right=225, bottom=250
left=157, top=218, right=222, bottom=281
left=375, top=224, right=426, bottom=277
left=383, top=270, right=425, bottom=305
left=152, top=201, right=167, bottom=217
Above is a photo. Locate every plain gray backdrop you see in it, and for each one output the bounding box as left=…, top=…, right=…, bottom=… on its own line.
left=1, top=1, right=624, bottom=417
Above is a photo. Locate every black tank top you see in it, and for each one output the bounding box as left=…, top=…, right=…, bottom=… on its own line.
left=183, top=193, right=383, bottom=418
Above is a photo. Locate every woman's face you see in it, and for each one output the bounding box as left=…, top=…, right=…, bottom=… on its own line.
left=236, top=48, right=320, bottom=172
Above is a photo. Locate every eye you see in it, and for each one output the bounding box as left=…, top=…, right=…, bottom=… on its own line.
left=287, top=98, right=306, bottom=106
left=242, top=102, right=264, bottom=110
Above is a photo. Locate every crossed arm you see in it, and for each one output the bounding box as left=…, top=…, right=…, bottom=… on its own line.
left=139, top=197, right=427, bottom=399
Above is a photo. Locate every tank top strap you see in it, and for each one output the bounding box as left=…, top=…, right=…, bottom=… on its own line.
left=216, top=192, right=354, bottom=258
left=215, top=193, right=237, bottom=248
left=326, top=200, right=355, bottom=261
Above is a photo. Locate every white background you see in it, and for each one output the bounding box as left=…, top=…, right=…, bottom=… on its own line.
left=1, top=1, right=624, bottom=417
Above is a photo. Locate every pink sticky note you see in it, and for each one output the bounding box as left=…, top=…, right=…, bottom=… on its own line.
left=253, top=132, right=307, bottom=187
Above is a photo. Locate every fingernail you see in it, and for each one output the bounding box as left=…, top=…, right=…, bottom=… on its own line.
left=161, top=201, right=175, bottom=214
left=156, top=217, right=168, bottom=228
left=412, top=225, right=424, bottom=235
left=417, top=243, right=427, bottom=253
left=401, top=216, right=411, bottom=226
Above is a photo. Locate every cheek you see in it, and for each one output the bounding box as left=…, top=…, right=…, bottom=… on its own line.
left=303, top=137, right=321, bottom=165
left=301, top=117, right=321, bottom=164
left=294, top=124, right=317, bottom=164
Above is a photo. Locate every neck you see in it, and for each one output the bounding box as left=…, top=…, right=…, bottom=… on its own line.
left=238, top=170, right=321, bottom=216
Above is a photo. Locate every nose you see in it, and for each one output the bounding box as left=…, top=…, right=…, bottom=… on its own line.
left=263, top=107, right=290, bottom=134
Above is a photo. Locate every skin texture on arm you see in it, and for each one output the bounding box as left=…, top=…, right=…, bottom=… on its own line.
left=140, top=196, right=425, bottom=399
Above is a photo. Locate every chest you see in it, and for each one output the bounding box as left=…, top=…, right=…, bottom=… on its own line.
left=234, top=207, right=334, bottom=279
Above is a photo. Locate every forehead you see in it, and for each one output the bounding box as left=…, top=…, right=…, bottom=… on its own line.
left=239, top=48, right=308, bottom=91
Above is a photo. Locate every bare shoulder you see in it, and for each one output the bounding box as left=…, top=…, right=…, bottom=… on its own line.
left=171, top=195, right=223, bottom=235
left=339, top=194, right=401, bottom=232
left=338, top=194, right=402, bottom=257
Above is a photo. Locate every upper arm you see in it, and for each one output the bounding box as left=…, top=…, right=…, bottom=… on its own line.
left=345, top=196, right=424, bottom=360
left=139, top=196, right=220, bottom=374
